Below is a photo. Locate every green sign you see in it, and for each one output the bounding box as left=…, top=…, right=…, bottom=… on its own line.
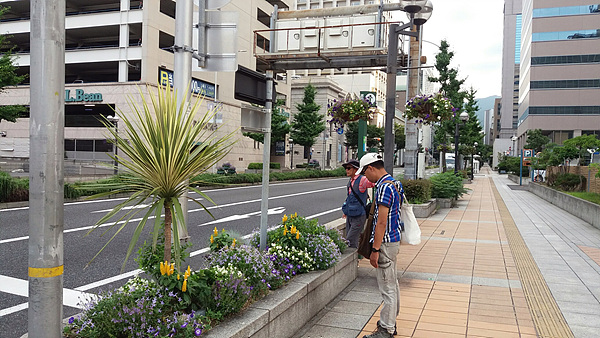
left=65, top=89, right=103, bottom=103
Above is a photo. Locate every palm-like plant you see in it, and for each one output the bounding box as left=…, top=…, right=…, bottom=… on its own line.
left=86, top=85, right=235, bottom=271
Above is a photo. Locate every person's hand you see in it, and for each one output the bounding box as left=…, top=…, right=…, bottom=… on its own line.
left=370, top=251, right=379, bottom=268
left=342, top=214, right=346, bottom=219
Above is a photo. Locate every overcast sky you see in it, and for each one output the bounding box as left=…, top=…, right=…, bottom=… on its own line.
left=396, top=0, right=505, bottom=98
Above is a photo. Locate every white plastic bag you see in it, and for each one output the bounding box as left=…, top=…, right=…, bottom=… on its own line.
left=401, top=194, right=421, bottom=245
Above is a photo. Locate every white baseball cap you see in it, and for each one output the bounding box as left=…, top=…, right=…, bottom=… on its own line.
left=357, top=153, right=383, bottom=174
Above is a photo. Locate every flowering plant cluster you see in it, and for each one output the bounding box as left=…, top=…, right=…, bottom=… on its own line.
left=65, top=215, right=347, bottom=337
left=403, top=92, right=456, bottom=125
left=327, top=94, right=376, bottom=127
left=63, top=277, right=209, bottom=338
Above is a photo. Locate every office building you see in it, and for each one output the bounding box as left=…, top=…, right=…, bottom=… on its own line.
left=0, top=0, right=294, bottom=171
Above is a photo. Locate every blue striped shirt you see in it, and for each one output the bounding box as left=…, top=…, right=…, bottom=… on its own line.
left=370, top=174, right=402, bottom=243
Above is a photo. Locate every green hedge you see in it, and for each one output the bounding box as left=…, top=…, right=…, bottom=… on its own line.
left=0, top=172, right=28, bottom=203
left=247, top=162, right=281, bottom=170
left=429, top=172, right=468, bottom=199
left=399, top=179, right=432, bottom=204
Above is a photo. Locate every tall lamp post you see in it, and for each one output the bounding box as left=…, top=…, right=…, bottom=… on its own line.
left=454, top=111, right=469, bottom=174
left=511, top=136, right=517, bottom=156
left=289, top=138, right=294, bottom=169
left=471, top=141, right=478, bottom=180
left=107, top=115, right=119, bottom=176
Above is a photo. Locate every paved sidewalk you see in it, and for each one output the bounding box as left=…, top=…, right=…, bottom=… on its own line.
left=296, top=166, right=600, bottom=338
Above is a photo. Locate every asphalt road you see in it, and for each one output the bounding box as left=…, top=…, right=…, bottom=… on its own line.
left=0, top=177, right=349, bottom=338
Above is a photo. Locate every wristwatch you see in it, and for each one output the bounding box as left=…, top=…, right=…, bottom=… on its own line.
left=371, top=247, right=381, bottom=253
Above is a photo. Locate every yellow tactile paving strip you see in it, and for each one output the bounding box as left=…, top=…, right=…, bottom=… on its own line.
left=358, top=175, right=540, bottom=337
left=491, top=178, right=574, bottom=338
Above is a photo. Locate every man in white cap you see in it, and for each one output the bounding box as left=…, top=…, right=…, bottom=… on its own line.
left=358, top=153, right=402, bottom=338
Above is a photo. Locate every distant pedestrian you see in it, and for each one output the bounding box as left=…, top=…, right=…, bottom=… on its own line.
left=358, top=153, right=402, bottom=338
left=341, top=159, right=375, bottom=248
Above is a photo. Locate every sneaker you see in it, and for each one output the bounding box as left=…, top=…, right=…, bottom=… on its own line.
left=377, top=320, right=397, bottom=336
left=362, top=327, right=393, bottom=338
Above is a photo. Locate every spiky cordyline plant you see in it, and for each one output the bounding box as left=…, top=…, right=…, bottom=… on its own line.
left=86, top=85, right=235, bottom=272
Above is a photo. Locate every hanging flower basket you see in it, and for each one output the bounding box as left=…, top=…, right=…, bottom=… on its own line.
left=403, top=92, right=456, bottom=125
left=327, top=94, right=377, bottom=127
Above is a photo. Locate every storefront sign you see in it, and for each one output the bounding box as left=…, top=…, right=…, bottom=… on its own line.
left=65, top=89, right=103, bottom=102
left=159, top=69, right=215, bottom=98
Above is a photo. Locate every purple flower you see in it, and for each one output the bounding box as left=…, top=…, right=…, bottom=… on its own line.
left=181, top=322, right=188, bottom=328
left=195, top=328, right=203, bottom=336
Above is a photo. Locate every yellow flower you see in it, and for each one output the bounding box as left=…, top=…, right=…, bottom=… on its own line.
left=186, top=265, right=191, bottom=274
left=168, top=263, right=174, bottom=276
left=160, top=261, right=166, bottom=275
left=296, top=232, right=300, bottom=240
left=177, top=274, right=180, bottom=280
left=213, top=227, right=218, bottom=236
left=222, top=228, right=225, bottom=233
left=294, top=212, right=298, bottom=218
left=210, top=234, right=214, bottom=243
left=291, top=226, right=296, bottom=235
left=182, top=279, right=187, bottom=292
left=282, top=214, right=288, bottom=223
left=232, top=239, right=237, bottom=247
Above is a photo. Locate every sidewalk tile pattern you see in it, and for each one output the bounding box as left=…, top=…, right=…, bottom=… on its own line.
left=358, top=173, right=539, bottom=338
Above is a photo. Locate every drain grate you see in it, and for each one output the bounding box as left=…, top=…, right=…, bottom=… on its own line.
left=492, top=178, right=574, bottom=338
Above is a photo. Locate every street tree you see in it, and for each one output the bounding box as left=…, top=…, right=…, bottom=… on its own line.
left=344, top=122, right=385, bottom=152
left=290, top=84, right=325, bottom=160
left=428, top=40, right=468, bottom=171
left=563, top=134, right=600, bottom=165
left=243, top=99, right=291, bottom=145
left=524, top=129, right=550, bottom=153
left=86, top=85, right=235, bottom=271
left=0, top=6, right=27, bottom=123
left=394, top=123, right=405, bottom=151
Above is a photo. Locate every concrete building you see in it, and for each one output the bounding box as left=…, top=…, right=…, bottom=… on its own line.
left=0, top=0, right=295, bottom=172
left=515, top=0, right=600, bottom=148
left=499, top=0, right=522, bottom=140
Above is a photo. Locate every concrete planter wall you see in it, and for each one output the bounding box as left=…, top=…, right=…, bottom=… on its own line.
left=411, top=199, right=437, bottom=218
left=528, top=182, right=600, bottom=230
left=437, top=198, right=454, bottom=208
left=203, top=250, right=358, bottom=338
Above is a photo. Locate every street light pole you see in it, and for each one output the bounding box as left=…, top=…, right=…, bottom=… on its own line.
left=471, top=141, right=478, bottom=180
left=289, top=138, right=294, bottom=169
left=107, top=115, right=119, bottom=176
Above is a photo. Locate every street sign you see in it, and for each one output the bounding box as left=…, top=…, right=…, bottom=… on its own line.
left=360, top=91, right=377, bottom=107
left=194, top=10, right=239, bottom=72
left=523, top=149, right=534, bottom=157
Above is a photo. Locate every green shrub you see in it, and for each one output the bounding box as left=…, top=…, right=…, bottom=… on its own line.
left=0, top=172, right=28, bottom=203
left=430, top=172, right=468, bottom=199
left=497, top=156, right=530, bottom=176
left=549, top=172, right=586, bottom=192
left=399, top=179, right=432, bottom=204
left=248, top=162, right=281, bottom=170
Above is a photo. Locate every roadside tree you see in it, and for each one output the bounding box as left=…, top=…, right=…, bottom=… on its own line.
left=290, top=84, right=325, bottom=160
left=0, top=6, right=27, bottom=123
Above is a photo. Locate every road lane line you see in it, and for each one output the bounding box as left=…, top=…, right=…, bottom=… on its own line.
left=1, top=186, right=344, bottom=244
left=0, top=178, right=347, bottom=212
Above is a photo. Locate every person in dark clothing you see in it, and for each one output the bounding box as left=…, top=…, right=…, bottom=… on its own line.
left=341, top=159, right=375, bottom=248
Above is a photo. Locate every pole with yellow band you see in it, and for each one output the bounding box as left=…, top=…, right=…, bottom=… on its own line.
left=28, top=265, right=64, bottom=278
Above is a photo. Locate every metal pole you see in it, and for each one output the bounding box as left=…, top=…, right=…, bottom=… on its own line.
left=260, top=71, right=274, bottom=251
left=29, top=0, right=65, bottom=336
left=174, top=0, right=194, bottom=241
left=113, top=119, right=118, bottom=176
left=384, top=24, right=398, bottom=175
left=260, top=7, right=277, bottom=251
left=358, top=119, right=367, bottom=158
left=404, top=24, right=420, bottom=180
left=454, top=120, right=459, bottom=174
left=519, top=149, right=523, bottom=186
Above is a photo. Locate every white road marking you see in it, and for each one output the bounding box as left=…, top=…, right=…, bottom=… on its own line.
left=0, top=275, right=97, bottom=317
left=0, top=207, right=341, bottom=317
left=0, top=186, right=343, bottom=244
left=198, top=206, right=286, bottom=227
left=91, top=203, right=152, bottom=214
left=0, top=178, right=347, bottom=212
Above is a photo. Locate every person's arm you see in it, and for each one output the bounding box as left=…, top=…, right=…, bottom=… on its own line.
left=358, top=176, right=376, bottom=193
left=370, top=205, right=389, bottom=268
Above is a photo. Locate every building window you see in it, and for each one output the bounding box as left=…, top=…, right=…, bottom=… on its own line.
left=532, top=29, right=600, bottom=42
left=532, top=54, right=600, bottom=65
left=530, top=79, right=600, bottom=90
left=533, top=5, right=600, bottom=18
left=529, top=106, right=600, bottom=115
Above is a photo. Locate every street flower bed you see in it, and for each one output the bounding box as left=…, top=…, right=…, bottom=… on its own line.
left=63, top=214, right=348, bottom=338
